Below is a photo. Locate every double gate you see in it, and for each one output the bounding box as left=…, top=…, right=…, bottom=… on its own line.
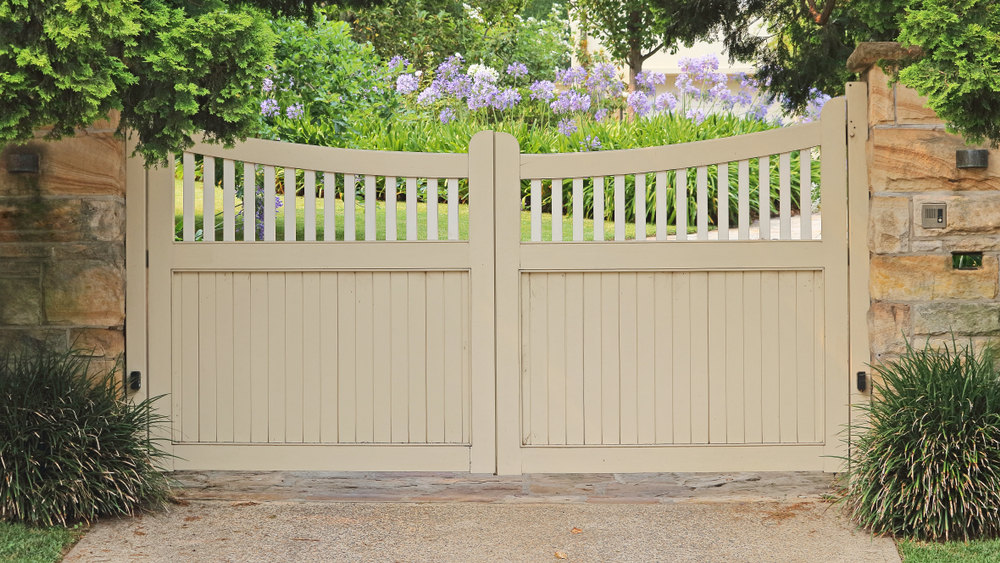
left=129, top=90, right=867, bottom=474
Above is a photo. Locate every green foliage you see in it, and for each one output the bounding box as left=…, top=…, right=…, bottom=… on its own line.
left=0, top=345, right=171, bottom=527
left=0, top=521, right=83, bottom=563
left=898, top=537, right=1000, bottom=563
left=844, top=338, right=1000, bottom=541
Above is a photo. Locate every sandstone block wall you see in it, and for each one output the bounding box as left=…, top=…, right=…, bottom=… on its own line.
left=863, top=65, right=1000, bottom=361
left=0, top=116, right=126, bottom=374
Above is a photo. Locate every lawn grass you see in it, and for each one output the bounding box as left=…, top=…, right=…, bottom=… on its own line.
left=0, top=521, right=84, bottom=563
left=897, top=539, right=1000, bottom=562
left=174, top=181, right=692, bottom=242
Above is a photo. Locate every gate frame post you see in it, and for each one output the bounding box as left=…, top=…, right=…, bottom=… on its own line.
left=125, top=135, right=149, bottom=402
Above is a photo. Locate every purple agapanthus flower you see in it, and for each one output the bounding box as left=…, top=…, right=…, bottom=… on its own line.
left=586, top=63, right=624, bottom=99
left=555, top=67, right=588, bottom=87
left=396, top=73, right=419, bottom=94
left=529, top=80, right=556, bottom=101
left=387, top=56, right=410, bottom=73
left=439, top=107, right=456, bottom=123
left=686, top=108, right=708, bottom=124
left=260, top=99, right=279, bottom=117
left=654, top=93, right=678, bottom=112
left=285, top=103, right=304, bottom=119
left=262, top=77, right=274, bottom=93
left=550, top=90, right=590, bottom=114
left=579, top=135, right=601, bottom=151
left=492, top=88, right=521, bottom=110
left=557, top=118, right=578, bottom=137
left=626, top=91, right=652, bottom=117
left=417, top=85, right=442, bottom=105
left=635, top=71, right=666, bottom=94
left=506, top=62, right=528, bottom=78
left=594, top=108, right=609, bottom=122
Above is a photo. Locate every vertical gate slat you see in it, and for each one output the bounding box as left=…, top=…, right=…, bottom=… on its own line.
left=593, top=177, right=604, bottom=241
left=426, top=272, right=446, bottom=443
left=242, top=162, right=255, bottom=241
left=572, top=178, right=584, bottom=241
left=323, top=173, right=336, bottom=241
left=717, top=163, right=729, bottom=240
left=344, top=174, right=356, bottom=242
left=796, top=271, right=816, bottom=442
left=285, top=272, right=304, bottom=443
left=707, top=272, right=726, bottom=444
left=635, top=272, right=655, bottom=443
left=696, top=166, right=708, bottom=240
left=531, top=179, right=542, bottom=241
left=180, top=274, right=200, bottom=442
left=600, top=272, right=620, bottom=444
left=460, top=270, right=471, bottom=444
left=778, top=271, right=798, bottom=442
left=223, top=159, right=235, bottom=241
left=655, top=171, right=667, bottom=241
left=372, top=272, right=392, bottom=442
left=249, top=272, right=269, bottom=442
left=671, top=272, right=691, bottom=443
left=529, top=274, right=548, bottom=444
left=653, top=273, right=673, bottom=443
left=759, top=271, right=780, bottom=442
left=319, top=272, right=339, bottom=443
left=198, top=273, right=217, bottom=442
left=689, top=272, right=709, bottom=444
left=547, top=273, right=567, bottom=445
left=263, top=165, right=276, bottom=241
left=202, top=157, right=215, bottom=241
left=216, top=273, right=234, bottom=442
left=232, top=273, right=251, bottom=443
left=182, top=152, right=195, bottom=241
left=814, top=272, right=826, bottom=442
left=408, top=272, right=427, bottom=443
left=552, top=179, right=563, bottom=241
left=284, top=168, right=296, bottom=242
left=406, top=177, right=417, bottom=241
left=521, top=274, right=531, bottom=444
left=171, top=275, right=183, bottom=442
left=582, top=274, right=602, bottom=444
left=738, top=160, right=750, bottom=240
left=385, top=177, right=397, bottom=241
left=758, top=157, right=770, bottom=240
left=634, top=174, right=646, bottom=242
left=338, top=272, right=357, bottom=443
left=742, top=271, right=763, bottom=443
left=354, top=272, right=374, bottom=442
left=448, top=179, right=459, bottom=241
left=389, top=272, right=409, bottom=442
left=304, top=171, right=316, bottom=241
left=779, top=153, right=791, bottom=240
left=428, top=179, right=439, bottom=240
left=365, top=175, right=376, bottom=241
left=443, top=272, right=463, bottom=443
left=675, top=169, right=687, bottom=241
left=618, top=272, right=638, bottom=445
left=302, top=272, right=322, bottom=442
left=267, top=273, right=286, bottom=442
left=724, top=272, right=745, bottom=443
left=564, top=273, right=585, bottom=444
left=800, top=151, right=813, bottom=240
left=614, top=175, right=625, bottom=241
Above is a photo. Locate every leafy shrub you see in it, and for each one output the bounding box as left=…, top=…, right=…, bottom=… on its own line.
left=0, top=346, right=170, bottom=526
left=845, top=338, right=1000, bottom=541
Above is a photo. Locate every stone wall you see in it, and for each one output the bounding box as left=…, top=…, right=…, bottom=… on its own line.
left=0, top=115, right=126, bottom=374
left=853, top=45, right=1000, bottom=362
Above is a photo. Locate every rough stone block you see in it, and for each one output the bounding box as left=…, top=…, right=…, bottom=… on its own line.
left=0, top=328, right=67, bottom=351
left=69, top=328, right=124, bottom=358
left=870, top=255, right=998, bottom=301
left=0, top=261, right=41, bottom=278
left=911, top=240, right=944, bottom=252
left=870, top=128, right=998, bottom=192
left=0, top=133, right=125, bottom=197
left=0, top=278, right=42, bottom=325
left=869, top=303, right=911, bottom=358
left=947, top=236, right=1000, bottom=252
left=896, top=84, right=942, bottom=125
left=42, top=261, right=124, bottom=326
left=913, top=302, right=1000, bottom=336
left=913, top=194, right=1000, bottom=236
left=868, top=196, right=909, bottom=253
left=867, top=68, right=895, bottom=126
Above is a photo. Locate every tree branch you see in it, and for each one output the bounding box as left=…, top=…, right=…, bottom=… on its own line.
left=801, top=0, right=837, bottom=25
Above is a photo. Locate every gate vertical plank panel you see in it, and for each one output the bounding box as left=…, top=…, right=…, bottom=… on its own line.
left=689, top=272, right=710, bottom=444
left=582, top=273, right=602, bottom=444
left=390, top=272, right=409, bottom=443
left=319, top=273, right=339, bottom=442
left=724, top=272, right=745, bottom=443
left=547, top=273, right=567, bottom=445
left=355, top=272, right=375, bottom=442
left=460, top=270, right=472, bottom=444
left=778, top=271, right=798, bottom=442
left=171, top=277, right=183, bottom=442
left=742, top=271, right=763, bottom=443
left=216, top=273, right=235, bottom=442
left=425, top=272, right=446, bottom=443
left=232, top=273, right=252, bottom=443
left=181, top=274, right=200, bottom=442
left=653, top=272, right=673, bottom=443
left=267, top=273, right=287, bottom=442
left=636, top=272, right=655, bottom=443
left=285, top=169, right=296, bottom=242
left=707, top=272, right=726, bottom=443
left=443, top=272, right=463, bottom=443
left=759, top=271, right=780, bottom=442
left=223, top=160, right=235, bottom=241
left=428, top=179, right=439, bottom=240
left=564, top=273, right=585, bottom=445
left=671, top=272, right=691, bottom=443
left=249, top=272, right=269, bottom=442
left=601, top=273, right=620, bottom=444
left=338, top=273, right=357, bottom=442
left=372, top=272, right=393, bottom=443
left=198, top=273, right=217, bottom=442
left=285, top=273, right=304, bottom=443
left=521, top=275, right=532, bottom=443
left=304, top=170, right=316, bottom=241
left=796, top=271, right=816, bottom=442
left=408, top=273, right=427, bottom=443
left=619, top=272, right=638, bottom=444
left=405, top=178, right=417, bottom=241
left=302, top=272, right=322, bottom=442
left=529, top=275, right=548, bottom=444
left=814, top=272, right=827, bottom=443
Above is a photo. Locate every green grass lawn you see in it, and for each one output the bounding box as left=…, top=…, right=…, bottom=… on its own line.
left=898, top=539, right=1000, bottom=562
left=0, top=522, right=84, bottom=563
left=174, top=181, right=691, bottom=242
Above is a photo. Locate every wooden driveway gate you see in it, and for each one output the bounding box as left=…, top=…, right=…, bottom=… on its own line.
left=130, top=91, right=865, bottom=474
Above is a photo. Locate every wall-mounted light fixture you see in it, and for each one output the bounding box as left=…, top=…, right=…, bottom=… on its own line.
left=6, top=153, right=39, bottom=174
left=956, top=149, right=989, bottom=169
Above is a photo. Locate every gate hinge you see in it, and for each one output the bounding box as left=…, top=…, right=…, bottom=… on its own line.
left=146, top=250, right=149, bottom=268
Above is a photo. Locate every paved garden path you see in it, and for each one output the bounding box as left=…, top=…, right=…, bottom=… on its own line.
left=65, top=471, right=900, bottom=563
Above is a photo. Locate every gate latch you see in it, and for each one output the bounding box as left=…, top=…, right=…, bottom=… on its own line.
left=127, top=371, right=142, bottom=392
left=856, top=371, right=867, bottom=393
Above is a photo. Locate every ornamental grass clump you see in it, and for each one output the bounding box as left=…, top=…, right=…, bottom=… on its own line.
left=0, top=346, right=170, bottom=526
left=845, top=338, right=1000, bottom=541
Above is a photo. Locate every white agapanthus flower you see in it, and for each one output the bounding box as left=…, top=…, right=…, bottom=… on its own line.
left=467, top=64, right=499, bottom=83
